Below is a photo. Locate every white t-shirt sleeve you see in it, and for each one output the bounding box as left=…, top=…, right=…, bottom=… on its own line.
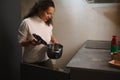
left=18, top=20, right=29, bottom=43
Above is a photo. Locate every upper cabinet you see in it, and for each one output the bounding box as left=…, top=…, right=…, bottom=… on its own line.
left=86, top=0, right=119, bottom=3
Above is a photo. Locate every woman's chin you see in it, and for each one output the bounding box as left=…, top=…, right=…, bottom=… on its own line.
left=44, top=19, right=48, bottom=22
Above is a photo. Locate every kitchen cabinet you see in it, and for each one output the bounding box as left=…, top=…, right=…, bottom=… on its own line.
left=21, top=62, right=70, bottom=80
left=87, top=0, right=118, bottom=3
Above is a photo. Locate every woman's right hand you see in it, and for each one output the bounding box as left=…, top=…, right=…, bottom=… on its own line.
left=21, top=39, right=40, bottom=46
left=30, top=39, right=41, bottom=45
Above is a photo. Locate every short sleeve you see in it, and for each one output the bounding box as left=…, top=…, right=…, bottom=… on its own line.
left=18, top=20, right=29, bottom=43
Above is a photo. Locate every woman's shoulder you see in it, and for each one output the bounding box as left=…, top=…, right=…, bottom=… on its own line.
left=19, top=18, right=32, bottom=28
left=22, top=16, right=42, bottom=23
left=21, top=17, right=36, bottom=26
left=22, top=17, right=31, bottom=23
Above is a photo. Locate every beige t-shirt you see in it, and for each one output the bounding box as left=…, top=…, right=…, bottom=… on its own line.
left=18, top=16, right=53, bottom=63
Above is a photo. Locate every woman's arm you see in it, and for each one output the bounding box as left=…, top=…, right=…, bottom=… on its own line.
left=51, top=35, right=58, bottom=43
left=20, top=40, right=31, bottom=46
left=20, top=39, right=40, bottom=47
left=18, top=21, right=40, bottom=46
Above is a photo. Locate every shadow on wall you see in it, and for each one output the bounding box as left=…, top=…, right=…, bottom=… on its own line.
left=118, top=3, right=120, bottom=25
left=104, top=5, right=120, bottom=27
left=21, top=0, right=38, bottom=19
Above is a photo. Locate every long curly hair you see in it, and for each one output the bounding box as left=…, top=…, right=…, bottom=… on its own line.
left=24, top=0, right=55, bottom=26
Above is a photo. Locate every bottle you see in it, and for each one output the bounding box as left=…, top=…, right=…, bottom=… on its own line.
left=111, top=35, right=119, bottom=53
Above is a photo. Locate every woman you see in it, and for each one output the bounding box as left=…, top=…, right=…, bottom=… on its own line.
left=18, top=0, right=57, bottom=68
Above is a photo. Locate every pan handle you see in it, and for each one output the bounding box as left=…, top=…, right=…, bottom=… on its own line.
left=32, top=33, right=47, bottom=45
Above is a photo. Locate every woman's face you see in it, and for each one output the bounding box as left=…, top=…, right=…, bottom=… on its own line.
left=39, top=7, right=55, bottom=22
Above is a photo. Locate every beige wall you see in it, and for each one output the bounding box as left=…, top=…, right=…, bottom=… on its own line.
left=21, top=0, right=120, bottom=68
left=21, top=0, right=38, bottom=19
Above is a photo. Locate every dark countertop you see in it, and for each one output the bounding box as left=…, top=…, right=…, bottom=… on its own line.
left=66, top=40, right=120, bottom=80
left=67, top=40, right=120, bottom=72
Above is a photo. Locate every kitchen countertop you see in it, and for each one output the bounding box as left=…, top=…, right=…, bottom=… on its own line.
left=66, top=40, right=120, bottom=80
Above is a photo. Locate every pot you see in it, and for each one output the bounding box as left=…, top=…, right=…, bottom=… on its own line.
left=33, top=34, right=63, bottom=59
left=47, top=43, right=63, bottom=59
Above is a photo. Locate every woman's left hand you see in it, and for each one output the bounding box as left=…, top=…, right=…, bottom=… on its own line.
left=51, top=35, right=58, bottom=44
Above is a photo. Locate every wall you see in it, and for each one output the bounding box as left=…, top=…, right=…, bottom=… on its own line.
left=21, top=0, right=39, bottom=19
left=21, top=0, right=120, bottom=68
left=0, top=0, right=21, bottom=79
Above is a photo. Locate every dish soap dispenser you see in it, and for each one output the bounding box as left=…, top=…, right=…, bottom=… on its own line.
left=111, top=35, right=119, bottom=53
